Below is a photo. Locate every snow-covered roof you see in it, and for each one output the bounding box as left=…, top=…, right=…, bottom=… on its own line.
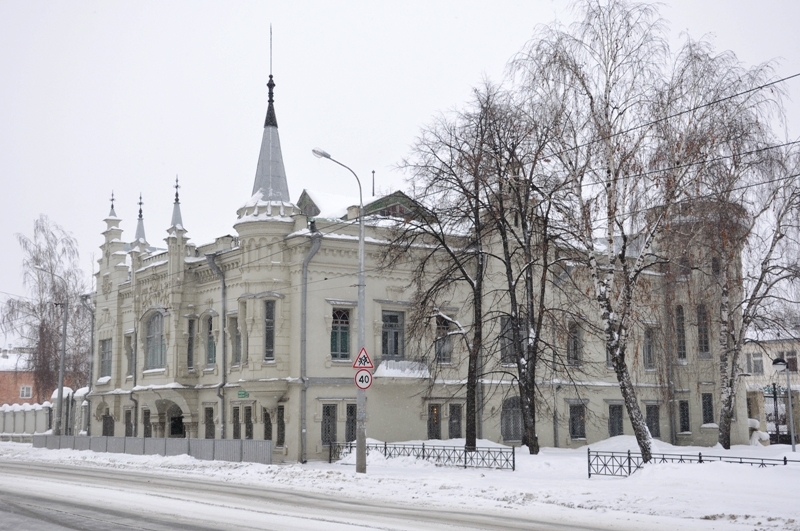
left=0, top=350, right=28, bottom=372
left=301, top=189, right=359, bottom=219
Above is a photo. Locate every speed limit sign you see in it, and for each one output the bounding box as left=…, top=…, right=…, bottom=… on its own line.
left=354, top=369, right=373, bottom=390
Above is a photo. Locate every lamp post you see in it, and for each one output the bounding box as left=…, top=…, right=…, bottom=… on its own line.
left=312, top=148, right=367, bottom=474
left=773, top=358, right=796, bottom=452
left=35, top=266, right=69, bottom=436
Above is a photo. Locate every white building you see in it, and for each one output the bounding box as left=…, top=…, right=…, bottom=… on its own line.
left=88, top=74, right=751, bottom=461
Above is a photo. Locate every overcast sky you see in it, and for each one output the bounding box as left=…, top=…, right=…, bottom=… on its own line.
left=1, top=0, right=799, bottom=331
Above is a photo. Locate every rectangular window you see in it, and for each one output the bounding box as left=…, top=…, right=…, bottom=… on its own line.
left=244, top=406, right=253, bottom=440
left=643, top=328, right=656, bottom=370
left=567, top=323, right=581, bottom=366
left=381, top=311, right=404, bottom=360
left=435, top=315, right=453, bottom=363
left=427, top=404, right=441, bottom=440
left=100, top=338, right=112, bottom=378
left=232, top=406, right=241, bottom=440
left=263, top=408, right=272, bottom=441
left=124, top=409, right=133, bottom=437
left=675, top=306, right=686, bottom=361
left=187, top=319, right=195, bottom=369
left=787, top=351, right=798, bottom=373
left=264, top=301, right=275, bottom=361
left=645, top=405, right=660, bottom=438
left=231, top=317, right=242, bottom=365
left=206, top=316, right=216, bottom=365
left=20, top=385, right=32, bottom=399
left=747, top=351, right=764, bottom=375
left=500, top=316, right=515, bottom=365
left=569, top=404, right=586, bottom=439
left=608, top=404, right=623, bottom=437
left=322, top=404, right=337, bottom=445
left=143, top=409, right=152, bottom=438
left=276, top=405, right=285, bottom=447
left=331, top=309, right=350, bottom=360
left=697, top=305, right=710, bottom=358
left=125, top=335, right=134, bottom=376
left=204, top=407, right=214, bottom=439
left=679, top=400, right=690, bottom=432
left=345, top=403, right=357, bottom=443
left=702, top=393, right=714, bottom=424
left=448, top=404, right=462, bottom=439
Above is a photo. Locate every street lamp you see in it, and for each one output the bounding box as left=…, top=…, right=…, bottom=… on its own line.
left=312, top=147, right=367, bottom=474
left=34, top=266, right=69, bottom=436
left=772, top=357, right=796, bottom=452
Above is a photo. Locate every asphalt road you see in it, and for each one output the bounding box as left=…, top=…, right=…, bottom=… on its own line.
left=0, top=460, right=607, bottom=531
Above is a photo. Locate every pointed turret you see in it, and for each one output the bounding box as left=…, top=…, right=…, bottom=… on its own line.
left=170, top=176, right=184, bottom=230
left=250, top=74, right=291, bottom=204
left=134, top=193, right=147, bottom=244
left=109, top=191, right=118, bottom=218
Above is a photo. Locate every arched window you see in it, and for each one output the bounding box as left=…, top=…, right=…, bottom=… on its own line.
left=501, top=396, right=523, bottom=442
left=145, top=313, right=165, bottom=369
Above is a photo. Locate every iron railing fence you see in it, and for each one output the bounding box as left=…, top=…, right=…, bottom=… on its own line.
left=329, top=441, right=515, bottom=470
left=31, top=435, right=272, bottom=465
left=588, top=448, right=800, bottom=478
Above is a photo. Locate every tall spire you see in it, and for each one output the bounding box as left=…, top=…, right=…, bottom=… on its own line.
left=250, top=28, right=291, bottom=204
left=109, top=191, right=117, bottom=217
left=170, top=175, right=184, bottom=229
left=134, top=193, right=147, bottom=242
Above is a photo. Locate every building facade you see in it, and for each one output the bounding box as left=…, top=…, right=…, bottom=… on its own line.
left=87, top=76, right=750, bottom=461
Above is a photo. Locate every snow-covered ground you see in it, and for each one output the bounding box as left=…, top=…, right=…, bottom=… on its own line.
left=1, top=436, right=798, bottom=530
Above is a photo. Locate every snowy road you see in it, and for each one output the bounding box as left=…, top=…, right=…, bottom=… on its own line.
left=0, top=460, right=593, bottom=531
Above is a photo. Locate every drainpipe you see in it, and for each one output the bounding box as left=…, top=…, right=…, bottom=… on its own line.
left=301, top=220, right=322, bottom=463
left=80, top=295, right=95, bottom=435
left=207, top=252, right=227, bottom=439
left=131, top=327, right=138, bottom=437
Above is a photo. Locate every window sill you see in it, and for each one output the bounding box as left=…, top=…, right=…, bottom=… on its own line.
left=676, top=359, right=688, bottom=366
left=677, top=431, right=692, bottom=436
left=330, top=359, right=351, bottom=364
left=143, top=368, right=166, bottom=375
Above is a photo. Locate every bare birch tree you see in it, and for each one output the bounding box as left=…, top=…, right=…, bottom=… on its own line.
left=1, top=215, right=91, bottom=401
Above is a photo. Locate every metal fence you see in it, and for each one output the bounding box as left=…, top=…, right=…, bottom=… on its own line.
left=32, top=435, right=272, bottom=465
left=587, top=448, right=800, bottom=478
left=329, top=441, right=515, bottom=470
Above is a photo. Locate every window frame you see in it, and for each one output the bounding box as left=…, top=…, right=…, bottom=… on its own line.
left=645, top=404, right=660, bottom=438
left=500, top=316, right=515, bottom=365
left=569, top=404, right=586, bottom=439
left=187, top=319, right=196, bottom=370
left=448, top=403, right=462, bottom=439
left=145, top=312, right=166, bottom=369
left=330, top=308, right=350, bottom=360
left=501, top=396, right=524, bottom=442
left=697, top=305, right=711, bottom=359
left=99, top=338, right=112, bottom=378
left=321, top=403, right=337, bottom=446
left=675, top=305, right=686, bottom=362
left=230, top=316, right=242, bottom=365
left=679, top=400, right=690, bottom=433
left=205, top=315, right=216, bottom=365
left=381, top=310, right=405, bottom=360
left=567, top=323, right=581, bottom=366
left=19, top=385, right=32, bottom=399
left=701, top=393, right=714, bottom=424
left=643, top=327, right=656, bottom=370
left=435, top=315, right=453, bottom=364
left=608, top=404, right=623, bottom=437
left=264, top=300, right=276, bottom=361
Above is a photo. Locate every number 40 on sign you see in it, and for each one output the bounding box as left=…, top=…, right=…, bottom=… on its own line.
left=354, top=369, right=373, bottom=390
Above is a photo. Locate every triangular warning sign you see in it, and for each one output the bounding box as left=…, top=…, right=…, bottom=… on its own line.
left=352, top=347, right=374, bottom=369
